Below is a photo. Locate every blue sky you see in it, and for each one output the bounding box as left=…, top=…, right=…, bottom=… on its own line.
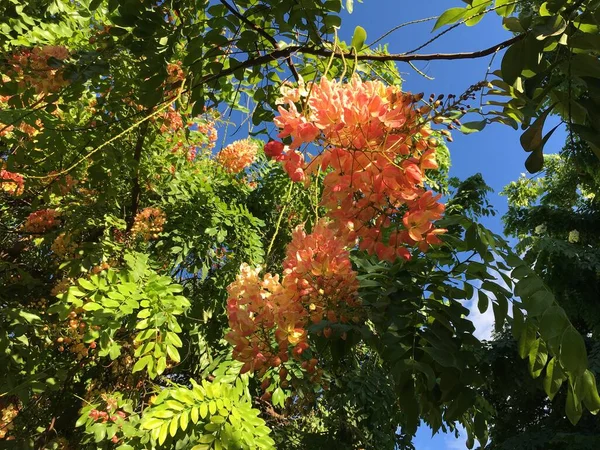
left=335, top=1, right=565, bottom=449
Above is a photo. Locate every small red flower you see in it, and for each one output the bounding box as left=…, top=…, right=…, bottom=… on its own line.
left=264, top=140, right=285, bottom=159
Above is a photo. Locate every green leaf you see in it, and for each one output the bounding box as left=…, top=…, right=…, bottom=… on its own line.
left=543, top=357, right=567, bottom=400
left=191, top=407, right=199, bottom=424
left=569, top=33, right=600, bottom=51
left=78, top=278, right=96, bottom=291
left=346, top=0, right=354, bottom=14
left=533, top=15, right=567, bottom=40
left=495, top=0, right=516, bottom=17
left=502, top=17, right=524, bottom=32
left=501, top=40, right=525, bottom=85
left=158, top=421, right=169, bottom=445
left=157, top=356, right=167, bottom=375
left=518, top=321, right=537, bottom=359
left=167, top=344, right=181, bottom=363
left=581, top=370, right=600, bottom=414
left=546, top=0, right=569, bottom=13
left=512, top=306, right=525, bottom=340
left=526, top=291, right=554, bottom=317
left=520, top=106, right=554, bottom=152
left=200, top=403, right=208, bottom=419
left=525, top=148, right=544, bottom=174
left=492, top=298, right=508, bottom=332
left=151, top=410, right=175, bottom=419
left=560, top=327, right=588, bottom=376
left=141, top=417, right=164, bottom=430
left=528, top=339, right=548, bottom=378
left=169, top=416, right=179, bottom=437
left=83, top=302, right=102, bottom=311
left=180, top=409, right=189, bottom=431
left=272, top=387, right=284, bottom=408
left=477, top=290, right=489, bottom=314
left=89, top=0, right=103, bottom=11
left=460, top=120, right=487, bottom=134
left=166, top=332, right=183, bottom=347
left=570, top=54, right=600, bottom=78
left=350, top=26, right=367, bottom=52
left=465, top=1, right=490, bottom=26
left=566, top=384, right=583, bottom=425
left=433, top=8, right=467, bottom=30
left=540, top=306, right=569, bottom=352
left=132, top=355, right=151, bottom=373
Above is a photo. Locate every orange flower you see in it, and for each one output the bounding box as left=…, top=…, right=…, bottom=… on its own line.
left=216, top=139, right=258, bottom=174
left=23, top=209, right=60, bottom=233
left=273, top=76, right=447, bottom=261
left=0, top=170, right=24, bottom=195
left=131, top=207, right=166, bottom=240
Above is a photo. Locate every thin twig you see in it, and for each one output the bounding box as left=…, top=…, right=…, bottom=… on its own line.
left=219, top=0, right=300, bottom=81
left=367, top=16, right=438, bottom=49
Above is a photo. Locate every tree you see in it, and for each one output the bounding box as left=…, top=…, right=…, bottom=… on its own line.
left=0, top=1, right=599, bottom=449
left=479, top=137, right=600, bottom=449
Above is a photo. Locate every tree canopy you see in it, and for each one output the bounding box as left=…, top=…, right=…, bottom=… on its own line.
left=1, top=0, right=599, bottom=449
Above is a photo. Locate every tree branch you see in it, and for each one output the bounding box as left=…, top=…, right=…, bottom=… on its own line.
left=126, top=119, right=150, bottom=231
left=219, top=0, right=300, bottom=81
left=196, top=34, right=525, bottom=89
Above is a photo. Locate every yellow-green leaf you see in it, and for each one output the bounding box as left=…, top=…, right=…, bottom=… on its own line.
left=169, top=416, right=179, bottom=437
left=190, top=406, right=199, bottom=424
left=141, top=417, right=163, bottom=430
left=78, top=278, right=96, bottom=291
left=582, top=370, right=600, bottom=414
left=543, top=357, right=566, bottom=400
left=167, top=344, right=181, bottom=362
left=180, top=409, right=189, bottom=431
left=158, top=421, right=169, bottom=445
left=200, top=403, right=208, bottom=419
left=350, top=26, right=367, bottom=52
left=433, top=7, right=467, bottom=30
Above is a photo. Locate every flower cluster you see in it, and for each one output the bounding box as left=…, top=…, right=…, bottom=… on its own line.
left=87, top=395, right=128, bottom=444
left=8, top=46, right=70, bottom=94
left=226, top=220, right=360, bottom=376
left=196, top=120, right=218, bottom=150
left=171, top=140, right=198, bottom=162
left=216, top=139, right=258, bottom=174
left=51, top=232, right=78, bottom=258
left=271, top=76, right=447, bottom=261
left=166, top=62, right=185, bottom=84
left=159, top=106, right=184, bottom=133
left=48, top=171, right=78, bottom=195
left=23, top=209, right=60, bottom=233
left=131, top=207, right=166, bottom=240
left=0, top=117, right=44, bottom=138
left=0, top=400, right=19, bottom=440
left=283, top=220, right=361, bottom=326
left=0, top=169, right=24, bottom=196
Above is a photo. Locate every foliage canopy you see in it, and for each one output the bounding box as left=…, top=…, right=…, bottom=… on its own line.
left=1, top=0, right=599, bottom=449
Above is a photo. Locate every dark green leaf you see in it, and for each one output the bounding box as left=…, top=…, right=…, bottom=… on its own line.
left=560, top=327, right=588, bottom=376
left=460, top=120, right=487, bottom=134
left=501, top=40, right=526, bottom=85
left=566, top=385, right=583, bottom=425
